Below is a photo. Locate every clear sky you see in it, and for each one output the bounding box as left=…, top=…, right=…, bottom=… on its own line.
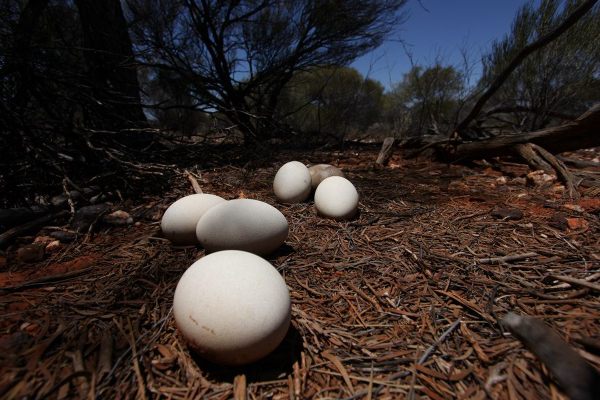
left=351, top=0, right=540, bottom=90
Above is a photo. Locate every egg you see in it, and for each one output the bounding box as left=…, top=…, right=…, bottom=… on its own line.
left=308, top=164, right=345, bottom=190
left=273, top=161, right=311, bottom=203
left=196, top=199, right=288, bottom=255
left=314, top=176, right=359, bottom=219
left=173, top=250, right=291, bottom=366
left=161, top=194, right=227, bottom=245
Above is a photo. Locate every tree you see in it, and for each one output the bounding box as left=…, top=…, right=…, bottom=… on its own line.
left=75, top=0, right=147, bottom=127
left=0, top=0, right=145, bottom=129
left=127, top=0, right=406, bottom=142
left=278, top=66, right=384, bottom=142
left=460, top=0, right=600, bottom=135
left=427, top=0, right=600, bottom=199
left=387, top=64, right=464, bottom=137
left=0, top=0, right=149, bottom=204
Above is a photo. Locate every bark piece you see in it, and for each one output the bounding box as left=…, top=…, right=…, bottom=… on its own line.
left=502, top=313, right=600, bottom=400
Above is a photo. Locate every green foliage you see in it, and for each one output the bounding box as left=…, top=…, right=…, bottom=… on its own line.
left=480, top=0, right=600, bottom=130
left=385, top=64, right=464, bottom=136
left=278, top=66, right=384, bottom=142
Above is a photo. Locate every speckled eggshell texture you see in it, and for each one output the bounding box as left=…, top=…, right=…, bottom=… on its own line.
left=173, top=250, right=291, bottom=366
left=314, top=176, right=359, bottom=220
left=308, top=164, right=345, bottom=190
left=196, top=199, right=288, bottom=255
left=161, top=194, right=227, bottom=245
left=273, top=161, right=311, bottom=203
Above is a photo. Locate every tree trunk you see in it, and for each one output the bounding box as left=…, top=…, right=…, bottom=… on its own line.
left=10, top=0, right=49, bottom=111
left=75, top=0, right=146, bottom=128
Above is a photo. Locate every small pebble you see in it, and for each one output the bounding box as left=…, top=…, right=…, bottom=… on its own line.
left=103, top=210, right=133, bottom=226
left=491, top=207, right=524, bottom=221
left=49, top=231, right=77, bottom=243
left=566, top=218, right=589, bottom=231
left=548, top=213, right=568, bottom=230
left=17, top=244, right=45, bottom=263
left=526, top=170, right=556, bottom=187
left=45, top=240, right=61, bottom=253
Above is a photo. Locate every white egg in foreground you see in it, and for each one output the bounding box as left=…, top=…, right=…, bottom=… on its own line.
left=173, top=250, right=291, bottom=366
left=314, top=176, right=359, bottom=219
left=161, top=194, right=226, bottom=245
left=273, top=161, right=311, bottom=203
left=308, top=164, right=345, bottom=190
left=196, top=199, right=288, bottom=255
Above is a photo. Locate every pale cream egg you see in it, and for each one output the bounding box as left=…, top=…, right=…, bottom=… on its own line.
left=173, top=250, right=291, bottom=366
left=314, top=176, right=359, bottom=219
left=273, top=161, right=311, bottom=203
left=196, top=199, right=288, bottom=255
left=161, top=194, right=226, bottom=245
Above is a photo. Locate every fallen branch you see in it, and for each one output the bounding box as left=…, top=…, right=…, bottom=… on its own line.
left=477, top=252, right=538, bottom=264
left=549, top=275, right=600, bottom=293
left=446, top=104, right=600, bottom=161
left=417, top=319, right=461, bottom=364
left=184, top=170, right=203, bottom=194
left=558, top=156, right=600, bottom=169
left=502, top=312, right=600, bottom=400
left=0, top=210, right=68, bottom=248
left=375, top=137, right=395, bottom=166
left=530, top=144, right=579, bottom=198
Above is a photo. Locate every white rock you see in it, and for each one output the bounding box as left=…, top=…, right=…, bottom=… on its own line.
left=308, top=164, right=344, bottom=190
left=314, top=176, right=359, bottom=219
left=273, top=161, right=311, bottom=203
left=173, top=250, right=291, bottom=366
left=161, top=194, right=226, bottom=245
left=196, top=199, right=288, bottom=255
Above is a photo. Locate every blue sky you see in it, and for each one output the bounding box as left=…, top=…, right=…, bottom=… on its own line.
left=351, top=0, right=539, bottom=90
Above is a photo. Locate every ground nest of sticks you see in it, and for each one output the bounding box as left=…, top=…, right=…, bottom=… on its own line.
left=1, top=146, right=599, bottom=399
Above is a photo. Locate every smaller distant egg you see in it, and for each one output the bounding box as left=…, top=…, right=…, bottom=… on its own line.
left=308, top=164, right=345, bottom=190
left=314, top=176, right=359, bottom=219
left=273, top=161, right=311, bottom=203
left=161, top=194, right=226, bottom=245
left=173, top=250, right=291, bottom=366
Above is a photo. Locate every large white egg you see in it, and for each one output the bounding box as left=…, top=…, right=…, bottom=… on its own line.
left=308, top=164, right=345, bottom=190
left=161, top=194, right=227, bottom=245
left=196, top=199, right=288, bottom=255
left=314, top=176, right=359, bottom=219
left=273, top=161, right=311, bottom=203
left=173, top=250, right=291, bottom=366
